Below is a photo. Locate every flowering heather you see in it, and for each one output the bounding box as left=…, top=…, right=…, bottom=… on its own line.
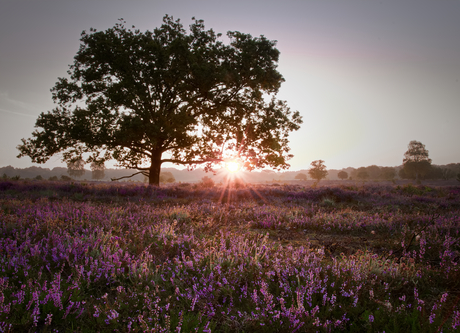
left=0, top=180, right=459, bottom=332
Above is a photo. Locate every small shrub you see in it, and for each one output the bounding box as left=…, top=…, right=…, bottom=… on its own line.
left=321, top=197, right=336, bottom=207
left=200, top=176, right=215, bottom=188
left=231, top=178, right=245, bottom=189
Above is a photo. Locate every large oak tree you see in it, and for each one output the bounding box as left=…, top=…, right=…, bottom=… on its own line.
left=17, top=16, right=302, bottom=185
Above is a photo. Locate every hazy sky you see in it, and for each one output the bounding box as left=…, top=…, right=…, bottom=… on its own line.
left=1, top=0, right=459, bottom=171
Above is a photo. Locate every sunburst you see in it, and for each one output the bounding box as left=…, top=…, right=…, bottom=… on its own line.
left=225, top=161, right=240, bottom=173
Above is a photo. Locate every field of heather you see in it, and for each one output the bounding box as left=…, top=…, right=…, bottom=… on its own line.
left=1, top=180, right=460, bottom=332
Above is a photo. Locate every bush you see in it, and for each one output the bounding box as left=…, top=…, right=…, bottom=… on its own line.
left=231, top=178, right=246, bottom=189
left=295, top=173, right=307, bottom=181
left=200, top=176, right=215, bottom=188
left=60, top=175, right=73, bottom=181
left=338, top=171, right=348, bottom=180
left=160, top=171, right=175, bottom=183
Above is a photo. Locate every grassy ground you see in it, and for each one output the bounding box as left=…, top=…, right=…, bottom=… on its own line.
left=1, top=180, right=460, bottom=332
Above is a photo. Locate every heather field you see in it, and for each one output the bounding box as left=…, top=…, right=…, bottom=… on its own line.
left=1, top=181, right=460, bottom=332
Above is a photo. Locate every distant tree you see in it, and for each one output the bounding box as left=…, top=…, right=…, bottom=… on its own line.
left=426, top=166, right=444, bottom=180
left=401, top=140, right=432, bottom=181
left=231, top=177, right=246, bottom=189
left=337, top=170, right=348, bottom=180
left=424, top=166, right=456, bottom=180
left=159, top=171, right=175, bottom=184
left=67, top=159, right=85, bottom=178
left=295, top=173, right=307, bottom=181
left=356, top=167, right=369, bottom=180
left=379, top=167, right=396, bottom=180
left=34, top=175, right=43, bottom=180
left=0, top=166, right=15, bottom=179
left=365, top=165, right=381, bottom=179
left=351, top=169, right=363, bottom=180
left=49, top=176, right=58, bottom=181
left=308, top=160, right=328, bottom=183
left=446, top=163, right=460, bottom=177
left=441, top=168, right=456, bottom=180
left=457, top=173, right=460, bottom=182
left=17, top=16, right=302, bottom=186
left=90, top=161, right=106, bottom=180
left=60, top=175, right=72, bottom=181
left=398, top=167, right=412, bottom=180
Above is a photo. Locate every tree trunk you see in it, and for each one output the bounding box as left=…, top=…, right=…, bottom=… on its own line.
left=148, top=150, right=162, bottom=186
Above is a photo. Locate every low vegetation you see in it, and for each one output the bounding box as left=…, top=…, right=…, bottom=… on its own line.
left=1, top=180, right=460, bottom=332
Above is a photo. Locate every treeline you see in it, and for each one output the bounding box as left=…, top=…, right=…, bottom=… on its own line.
left=0, top=165, right=294, bottom=183
left=2, top=163, right=460, bottom=183
left=0, top=166, right=194, bottom=183
left=341, top=164, right=460, bottom=181
left=292, top=164, right=460, bottom=182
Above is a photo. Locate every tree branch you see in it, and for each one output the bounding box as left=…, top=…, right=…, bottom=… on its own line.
left=111, top=171, right=148, bottom=181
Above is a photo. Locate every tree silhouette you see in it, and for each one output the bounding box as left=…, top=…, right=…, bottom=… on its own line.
left=338, top=170, right=348, bottom=180
left=379, top=167, right=396, bottom=180
left=17, top=16, right=302, bottom=185
left=401, top=140, right=432, bottom=181
left=357, top=168, right=369, bottom=180
left=295, top=173, right=307, bottom=181
left=67, top=159, right=85, bottom=178
left=90, top=161, right=105, bottom=180
left=366, top=165, right=381, bottom=179
left=160, top=171, right=175, bottom=184
left=308, top=160, right=328, bottom=183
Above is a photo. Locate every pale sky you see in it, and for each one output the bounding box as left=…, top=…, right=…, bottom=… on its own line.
left=1, top=0, right=459, bottom=171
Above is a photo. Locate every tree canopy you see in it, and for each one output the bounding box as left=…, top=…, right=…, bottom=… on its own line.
left=159, top=171, right=175, bottom=184
left=380, top=167, right=396, bottom=180
left=17, top=16, right=302, bottom=185
left=356, top=168, right=369, bottom=180
left=401, top=140, right=432, bottom=181
left=295, top=173, right=307, bottom=181
left=67, top=159, right=85, bottom=178
left=308, top=160, right=328, bottom=183
left=90, top=161, right=105, bottom=180
left=337, top=170, right=348, bottom=180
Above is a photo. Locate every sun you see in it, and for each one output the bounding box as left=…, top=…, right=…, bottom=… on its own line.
left=225, top=161, right=240, bottom=173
